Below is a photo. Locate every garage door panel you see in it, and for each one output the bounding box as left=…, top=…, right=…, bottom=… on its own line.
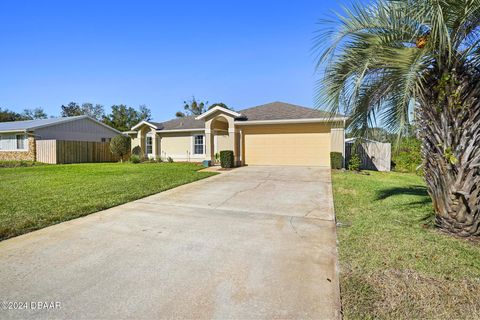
left=244, top=131, right=331, bottom=166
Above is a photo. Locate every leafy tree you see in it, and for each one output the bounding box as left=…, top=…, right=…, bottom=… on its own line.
left=60, top=102, right=104, bottom=119
left=175, top=97, right=231, bottom=117
left=22, top=108, right=48, bottom=120
left=0, top=108, right=24, bottom=122
left=348, top=153, right=361, bottom=171
left=60, top=102, right=83, bottom=117
left=109, top=135, right=131, bottom=162
left=209, top=102, right=231, bottom=110
left=137, top=104, right=151, bottom=121
left=392, top=137, right=423, bottom=174
left=315, top=0, right=480, bottom=236
left=103, top=104, right=152, bottom=132
left=176, top=96, right=208, bottom=117
left=80, top=103, right=105, bottom=120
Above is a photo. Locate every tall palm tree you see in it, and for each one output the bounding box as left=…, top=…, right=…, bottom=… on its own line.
left=315, top=0, right=480, bottom=236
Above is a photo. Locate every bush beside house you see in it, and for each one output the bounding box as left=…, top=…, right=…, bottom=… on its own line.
left=330, top=152, right=343, bottom=169
left=220, top=150, right=234, bottom=168
left=110, top=135, right=131, bottom=162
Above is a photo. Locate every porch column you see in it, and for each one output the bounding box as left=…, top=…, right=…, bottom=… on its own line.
left=228, top=128, right=236, bottom=162
left=205, top=128, right=213, bottom=161
left=137, top=129, right=144, bottom=155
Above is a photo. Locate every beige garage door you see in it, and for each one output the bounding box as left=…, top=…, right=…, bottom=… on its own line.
left=242, top=124, right=331, bottom=166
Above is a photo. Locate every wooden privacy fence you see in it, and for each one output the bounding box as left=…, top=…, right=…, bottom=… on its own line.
left=345, top=139, right=391, bottom=171
left=36, top=140, right=121, bottom=164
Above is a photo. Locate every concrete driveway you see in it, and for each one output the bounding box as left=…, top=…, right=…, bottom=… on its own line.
left=0, top=166, right=341, bottom=319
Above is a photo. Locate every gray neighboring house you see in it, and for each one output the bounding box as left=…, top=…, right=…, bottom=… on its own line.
left=0, top=115, right=121, bottom=162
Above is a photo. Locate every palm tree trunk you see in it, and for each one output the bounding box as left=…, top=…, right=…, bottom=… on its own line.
left=417, top=71, right=480, bottom=237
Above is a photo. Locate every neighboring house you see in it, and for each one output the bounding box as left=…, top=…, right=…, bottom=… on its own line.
left=0, top=116, right=121, bottom=161
left=345, top=137, right=391, bottom=171
left=127, top=101, right=347, bottom=166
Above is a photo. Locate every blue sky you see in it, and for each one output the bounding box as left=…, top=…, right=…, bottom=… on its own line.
left=0, top=0, right=348, bottom=121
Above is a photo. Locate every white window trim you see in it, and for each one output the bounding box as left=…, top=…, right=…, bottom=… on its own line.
left=191, top=134, right=205, bottom=155
left=145, top=132, right=153, bottom=156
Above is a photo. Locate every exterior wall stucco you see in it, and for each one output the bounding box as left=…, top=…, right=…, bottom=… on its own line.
left=160, top=133, right=191, bottom=159
left=214, top=133, right=231, bottom=154
left=159, top=131, right=205, bottom=162
left=212, top=120, right=228, bottom=131
left=0, top=136, right=36, bottom=161
left=130, top=135, right=141, bottom=154
left=330, top=128, right=345, bottom=154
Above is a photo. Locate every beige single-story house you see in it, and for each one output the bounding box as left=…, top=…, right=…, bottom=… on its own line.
left=0, top=115, right=121, bottom=161
left=127, top=102, right=346, bottom=167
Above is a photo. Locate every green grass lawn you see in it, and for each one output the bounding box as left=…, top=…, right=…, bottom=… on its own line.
left=0, top=162, right=216, bottom=241
left=332, top=170, right=480, bottom=320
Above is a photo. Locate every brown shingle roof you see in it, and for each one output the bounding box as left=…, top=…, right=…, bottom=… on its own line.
left=147, top=102, right=342, bottom=131
left=151, top=116, right=204, bottom=131
left=238, top=101, right=337, bottom=121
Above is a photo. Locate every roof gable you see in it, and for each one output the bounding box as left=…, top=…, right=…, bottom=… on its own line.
left=0, top=115, right=120, bottom=134
left=134, top=116, right=204, bottom=131
left=237, top=101, right=341, bottom=121
left=195, top=106, right=241, bottom=120
left=131, top=120, right=161, bottom=130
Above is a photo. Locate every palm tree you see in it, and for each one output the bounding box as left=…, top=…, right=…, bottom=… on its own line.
left=315, top=0, right=480, bottom=236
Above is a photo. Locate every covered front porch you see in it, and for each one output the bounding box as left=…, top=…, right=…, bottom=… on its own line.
left=196, top=107, right=242, bottom=166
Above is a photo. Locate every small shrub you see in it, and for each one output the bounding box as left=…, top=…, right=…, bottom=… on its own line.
left=348, top=153, right=362, bottom=171
left=156, top=157, right=163, bottom=163
left=110, top=135, right=131, bottom=162
left=220, top=150, right=234, bottom=168
left=130, top=154, right=141, bottom=164
left=214, top=152, right=220, bottom=163
left=167, top=156, right=174, bottom=163
left=0, top=161, right=43, bottom=168
left=132, top=146, right=142, bottom=156
left=330, top=152, right=343, bottom=169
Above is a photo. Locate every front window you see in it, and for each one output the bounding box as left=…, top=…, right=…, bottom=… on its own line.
left=194, top=135, right=204, bottom=154
left=0, top=134, right=27, bottom=151
left=16, top=135, right=26, bottom=150
left=146, top=136, right=153, bottom=154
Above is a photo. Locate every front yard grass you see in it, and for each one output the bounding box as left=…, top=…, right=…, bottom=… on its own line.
left=332, top=171, right=480, bottom=320
left=0, top=162, right=216, bottom=241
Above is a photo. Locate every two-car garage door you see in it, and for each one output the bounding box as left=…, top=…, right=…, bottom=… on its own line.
left=242, top=124, right=331, bottom=166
